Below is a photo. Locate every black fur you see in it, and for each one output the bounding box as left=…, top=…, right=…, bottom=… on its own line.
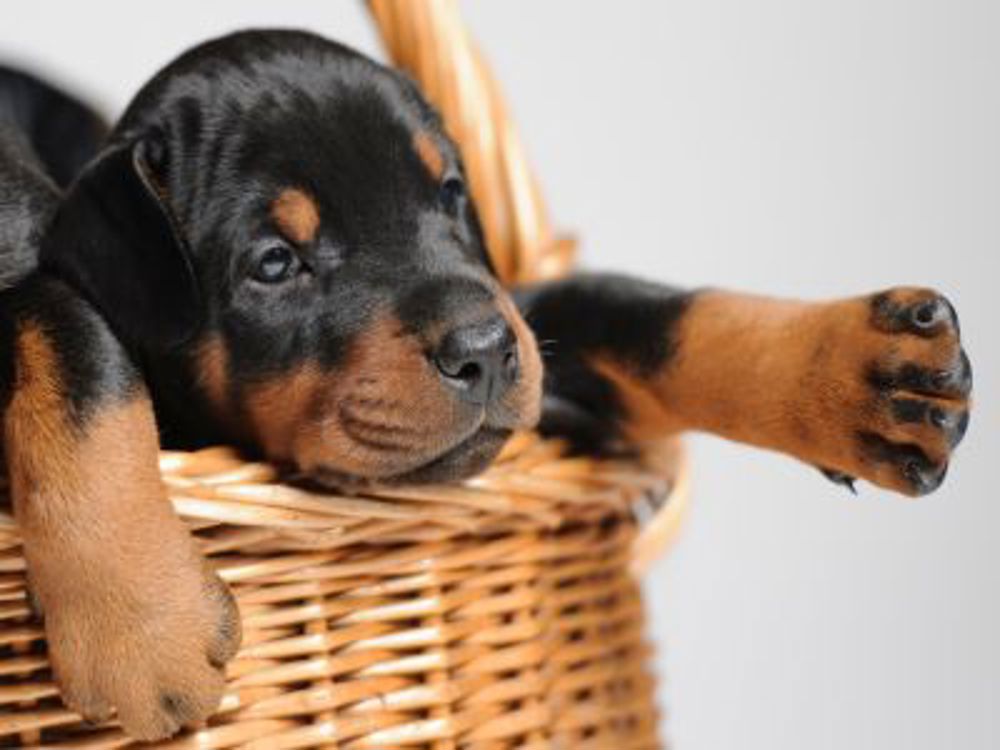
left=515, top=274, right=695, bottom=451
left=41, top=139, right=203, bottom=350
left=0, top=65, right=107, bottom=189
left=0, top=70, right=139, bottom=427
left=0, top=121, right=56, bottom=290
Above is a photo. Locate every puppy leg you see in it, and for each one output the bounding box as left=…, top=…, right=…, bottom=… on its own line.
left=518, top=274, right=971, bottom=496
left=2, top=278, right=240, bottom=740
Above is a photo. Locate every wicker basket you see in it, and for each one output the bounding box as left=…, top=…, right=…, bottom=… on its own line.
left=0, top=2, right=689, bottom=747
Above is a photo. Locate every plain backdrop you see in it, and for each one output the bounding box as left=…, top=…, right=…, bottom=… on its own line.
left=2, top=2, right=996, bottom=748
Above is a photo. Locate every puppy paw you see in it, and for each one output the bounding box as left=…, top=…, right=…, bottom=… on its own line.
left=862, top=289, right=971, bottom=493
left=35, top=551, right=241, bottom=741
left=807, top=287, right=971, bottom=496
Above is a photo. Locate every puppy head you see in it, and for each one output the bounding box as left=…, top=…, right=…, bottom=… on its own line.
left=42, top=30, right=542, bottom=484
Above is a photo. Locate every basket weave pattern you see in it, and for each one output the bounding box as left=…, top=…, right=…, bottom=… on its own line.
left=0, top=2, right=685, bottom=747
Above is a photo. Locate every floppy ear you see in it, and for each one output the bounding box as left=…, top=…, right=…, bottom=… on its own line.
left=40, top=135, right=202, bottom=349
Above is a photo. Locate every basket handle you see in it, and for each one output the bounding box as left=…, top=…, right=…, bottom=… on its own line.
left=367, top=0, right=687, bottom=570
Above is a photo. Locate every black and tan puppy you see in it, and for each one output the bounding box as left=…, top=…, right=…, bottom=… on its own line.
left=0, top=30, right=971, bottom=740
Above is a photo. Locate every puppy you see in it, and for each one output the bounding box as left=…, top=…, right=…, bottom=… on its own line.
left=0, top=30, right=971, bottom=740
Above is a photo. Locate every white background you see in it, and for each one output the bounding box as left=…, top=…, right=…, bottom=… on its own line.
left=3, top=2, right=996, bottom=748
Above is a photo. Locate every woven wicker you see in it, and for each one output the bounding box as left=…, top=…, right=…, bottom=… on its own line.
left=0, top=2, right=689, bottom=748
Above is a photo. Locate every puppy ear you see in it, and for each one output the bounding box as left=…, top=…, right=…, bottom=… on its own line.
left=41, top=135, right=202, bottom=349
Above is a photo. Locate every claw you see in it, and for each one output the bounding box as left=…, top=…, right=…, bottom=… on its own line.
left=820, top=467, right=857, bottom=494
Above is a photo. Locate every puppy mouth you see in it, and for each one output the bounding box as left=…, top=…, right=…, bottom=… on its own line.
left=310, top=425, right=511, bottom=489
left=338, top=410, right=433, bottom=453
left=338, top=400, right=484, bottom=459
left=388, top=426, right=511, bottom=484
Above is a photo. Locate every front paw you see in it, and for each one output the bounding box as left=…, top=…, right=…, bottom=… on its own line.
left=817, top=288, right=971, bottom=496
left=35, top=555, right=241, bottom=741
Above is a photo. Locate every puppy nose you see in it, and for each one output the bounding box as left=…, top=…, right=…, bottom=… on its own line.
left=433, top=317, right=519, bottom=404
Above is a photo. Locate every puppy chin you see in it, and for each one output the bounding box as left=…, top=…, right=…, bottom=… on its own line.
left=389, top=427, right=512, bottom=484
left=306, top=427, right=511, bottom=489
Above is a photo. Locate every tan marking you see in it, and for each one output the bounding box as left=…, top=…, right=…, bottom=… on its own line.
left=241, top=315, right=463, bottom=478
left=497, top=292, right=543, bottom=428
left=196, top=335, right=230, bottom=414
left=271, top=188, right=320, bottom=245
left=240, top=304, right=544, bottom=480
left=590, top=357, right=678, bottom=445
left=4, top=325, right=76, bottom=499
left=242, top=364, right=324, bottom=462
left=413, top=131, right=445, bottom=181
left=3, top=323, right=239, bottom=738
left=652, top=292, right=817, bottom=446
left=237, top=292, right=542, bottom=481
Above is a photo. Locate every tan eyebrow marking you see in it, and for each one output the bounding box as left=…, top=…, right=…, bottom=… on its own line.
left=270, top=188, right=320, bottom=244
left=413, top=131, right=445, bottom=181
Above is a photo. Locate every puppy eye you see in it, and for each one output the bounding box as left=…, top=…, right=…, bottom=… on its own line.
left=440, top=176, right=466, bottom=212
left=253, top=244, right=298, bottom=283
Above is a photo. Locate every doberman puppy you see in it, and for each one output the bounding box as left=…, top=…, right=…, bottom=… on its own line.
left=0, top=30, right=972, bottom=740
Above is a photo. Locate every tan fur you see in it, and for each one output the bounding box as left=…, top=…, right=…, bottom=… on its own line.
left=270, top=187, right=320, bottom=244
left=4, top=324, right=240, bottom=740
left=196, top=335, right=230, bottom=414
left=243, top=363, right=326, bottom=461
left=241, top=315, right=469, bottom=478
left=590, top=358, right=678, bottom=444
left=497, top=292, right=543, bottom=428
left=239, top=299, right=543, bottom=480
left=594, top=289, right=966, bottom=495
left=413, top=131, right=445, bottom=180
